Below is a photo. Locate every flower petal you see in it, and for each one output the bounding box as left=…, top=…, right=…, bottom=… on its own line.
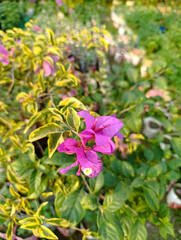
left=78, top=110, right=95, bottom=129
left=59, top=161, right=78, bottom=174
left=93, top=140, right=115, bottom=154
left=57, top=138, right=78, bottom=154
left=95, top=133, right=110, bottom=146
left=43, top=61, right=52, bottom=76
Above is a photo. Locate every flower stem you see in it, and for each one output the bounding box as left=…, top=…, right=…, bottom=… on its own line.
left=81, top=174, right=93, bottom=194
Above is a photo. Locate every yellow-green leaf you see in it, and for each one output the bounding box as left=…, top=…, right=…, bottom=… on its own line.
left=29, top=123, right=64, bottom=142
left=6, top=221, right=14, bottom=240
left=38, top=225, right=58, bottom=239
left=38, top=70, right=45, bottom=92
left=7, top=166, right=22, bottom=184
left=9, top=185, right=20, bottom=199
left=66, top=108, right=80, bottom=131
left=45, top=218, right=72, bottom=228
left=58, top=97, right=86, bottom=110
left=48, top=133, right=64, bottom=158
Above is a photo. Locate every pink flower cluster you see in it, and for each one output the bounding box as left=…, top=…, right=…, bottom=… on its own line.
left=0, top=45, right=10, bottom=65
left=57, top=111, right=124, bottom=177
left=35, top=54, right=59, bottom=77
left=0, top=45, right=14, bottom=65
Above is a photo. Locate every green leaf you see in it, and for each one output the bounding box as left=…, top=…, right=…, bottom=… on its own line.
left=38, top=225, right=58, bottom=239
left=88, top=172, right=104, bottom=193
left=38, top=70, right=45, bottom=91
left=144, top=149, right=154, bottom=162
left=165, top=170, right=180, bottom=181
left=0, top=212, right=9, bottom=219
left=6, top=221, right=14, bottom=240
left=159, top=220, right=175, bottom=239
left=55, top=191, right=66, bottom=218
left=36, top=202, right=48, bottom=216
left=121, top=161, right=135, bottom=177
left=126, top=113, right=142, bottom=132
left=66, top=107, right=80, bottom=131
left=147, top=162, right=167, bottom=178
left=126, top=67, right=138, bottom=83
left=61, top=190, right=85, bottom=225
left=129, top=220, right=147, bottom=240
left=46, top=28, right=55, bottom=45
left=7, top=165, right=22, bottom=184
left=45, top=218, right=72, bottom=228
left=103, top=183, right=132, bottom=212
left=24, top=110, right=48, bottom=134
left=28, top=174, right=48, bottom=199
left=171, top=137, right=181, bottom=156
left=81, top=194, right=98, bottom=211
left=131, top=177, right=144, bottom=188
left=30, top=170, right=42, bottom=192
left=48, top=133, right=64, bottom=158
left=97, top=210, right=124, bottom=240
left=58, top=97, right=86, bottom=110
left=143, top=187, right=159, bottom=211
left=29, top=123, right=64, bottom=142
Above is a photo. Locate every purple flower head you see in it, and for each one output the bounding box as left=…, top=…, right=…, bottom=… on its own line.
left=35, top=54, right=59, bottom=77
left=56, top=0, right=63, bottom=6
left=57, top=138, right=102, bottom=177
left=78, top=111, right=124, bottom=152
left=0, top=45, right=10, bottom=65
left=33, top=25, right=42, bottom=33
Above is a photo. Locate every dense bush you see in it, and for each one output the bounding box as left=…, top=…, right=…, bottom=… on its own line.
left=1, top=2, right=181, bottom=240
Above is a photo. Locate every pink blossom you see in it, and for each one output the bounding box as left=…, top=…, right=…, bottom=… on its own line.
left=57, top=139, right=102, bottom=177
left=56, top=0, right=63, bottom=6
left=0, top=45, right=10, bottom=65
left=33, top=25, right=42, bottom=33
left=35, top=54, right=59, bottom=77
left=146, top=89, right=164, bottom=98
left=78, top=111, right=124, bottom=148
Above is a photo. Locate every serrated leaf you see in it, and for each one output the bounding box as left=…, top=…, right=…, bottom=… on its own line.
left=129, top=220, right=147, bottom=240
left=29, top=123, right=64, bottom=142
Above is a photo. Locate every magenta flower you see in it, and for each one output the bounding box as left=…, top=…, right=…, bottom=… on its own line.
left=0, top=45, right=10, bottom=65
left=56, top=0, right=63, bottom=6
left=35, top=54, right=59, bottom=77
left=78, top=111, right=124, bottom=151
left=57, top=138, right=102, bottom=177
left=33, top=25, right=42, bottom=33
